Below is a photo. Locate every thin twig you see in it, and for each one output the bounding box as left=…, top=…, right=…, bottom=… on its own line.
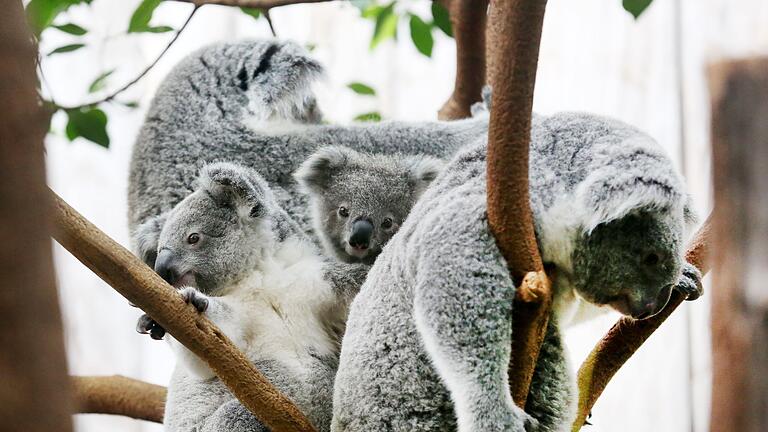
left=56, top=6, right=199, bottom=111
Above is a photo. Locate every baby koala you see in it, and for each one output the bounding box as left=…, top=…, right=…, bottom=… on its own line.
left=294, top=146, right=444, bottom=265
left=133, top=162, right=367, bottom=432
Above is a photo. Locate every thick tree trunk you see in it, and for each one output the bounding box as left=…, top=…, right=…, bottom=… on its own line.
left=709, top=57, right=768, bottom=432
left=0, top=2, right=74, bottom=431
left=485, top=0, right=550, bottom=408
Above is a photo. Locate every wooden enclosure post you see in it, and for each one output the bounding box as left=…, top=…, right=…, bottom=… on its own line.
left=709, top=58, right=768, bottom=432
left=0, top=2, right=74, bottom=431
left=437, top=0, right=488, bottom=120
left=485, top=0, right=551, bottom=408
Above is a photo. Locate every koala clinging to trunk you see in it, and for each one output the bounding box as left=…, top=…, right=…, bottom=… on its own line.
left=294, top=146, right=444, bottom=264
left=332, top=113, right=703, bottom=432
left=134, top=162, right=368, bottom=432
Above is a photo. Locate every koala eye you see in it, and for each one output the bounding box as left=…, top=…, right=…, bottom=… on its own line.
left=338, top=206, right=349, bottom=218
left=249, top=203, right=263, bottom=218
left=187, top=233, right=201, bottom=245
left=381, top=217, right=393, bottom=229
left=643, top=252, right=660, bottom=266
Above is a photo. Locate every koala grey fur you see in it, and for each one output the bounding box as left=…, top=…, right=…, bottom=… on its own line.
left=332, top=112, right=703, bottom=432
left=294, top=146, right=444, bottom=264
left=128, top=39, right=488, bottom=265
left=135, top=162, right=368, bottom=432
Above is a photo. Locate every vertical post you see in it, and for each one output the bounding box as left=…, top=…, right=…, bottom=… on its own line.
left=437, top=0, right=488, bottom=120
left=485, top=0, right=550, bottom=408
left=709, top=57, right=768, bottom=432
left=0, top=2, right=74, bottom=431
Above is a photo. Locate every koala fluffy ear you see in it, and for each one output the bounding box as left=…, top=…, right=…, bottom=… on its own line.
left=198, top=162, right=268, bottom=219
left=294, top=146, right=358, bottom=194
left=133, top=213, right=168, bottom=267
left=406, top=155, right=444, bottom=197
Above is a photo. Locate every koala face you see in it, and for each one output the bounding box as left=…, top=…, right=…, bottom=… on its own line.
left=570, top=210, right=684, bottom=320
left=295, top=146, right=443, bottom=264
left=135, top=163, right=294, bottom=294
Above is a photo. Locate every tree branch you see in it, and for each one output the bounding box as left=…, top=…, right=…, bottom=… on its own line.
left=437, top=0, right=488, bottom=120
left=571, top=218, right=712, bottom=431
left=485, top=0, right=550, bottom=408
left=72, top=376, right=166, bottom=423
left=57, top=6, right=199, bottom=111
left=167, top=0, right=332, bottom=9
left=51, top=192, right=317, bottom=432
left=0, top=3, right=74, bottom=431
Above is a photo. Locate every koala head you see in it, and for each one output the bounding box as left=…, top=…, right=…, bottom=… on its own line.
left=295, top=146, right=444, bottom=264
left=563, top=159, right=696, bottom=320
left=134, top=162, right=299, bottom=294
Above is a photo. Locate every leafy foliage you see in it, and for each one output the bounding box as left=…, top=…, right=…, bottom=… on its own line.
left=26, top=0, right=92, bottom=36
left=430, top=2, right=452, bottom=37
left=408, top=14, right=433, bottom=57
left=65, top=108, right=110, bottom=148
left=48, top=43, right=85, bottom=56
left=88, top=70, right=115, bottom=93
left=347, top=82, right=377, bottom=96
left=53, top=23, right=87, bottom=35
left=128, top=0, right=173, bottom=33
left=354, top=112, right=382, bottom=122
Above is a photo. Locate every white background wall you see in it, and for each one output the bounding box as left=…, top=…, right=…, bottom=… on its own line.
left=39, top=1, right=768, bottom=431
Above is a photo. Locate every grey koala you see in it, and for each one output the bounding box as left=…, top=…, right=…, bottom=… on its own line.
left=332, top=113, right=703, bottom=432
left=128, top=39, right=488, bottom=263
left=294, top=146, right=444, bottom=264
left=134, top=162, right=368, bottom=432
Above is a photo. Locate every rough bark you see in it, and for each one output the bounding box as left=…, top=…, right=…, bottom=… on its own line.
left=0, top=3, right=74, bottom=431
left=708, top=57, right=768, bottom=432
left=72, top=376, right=166, bottom=423
left=571, top=219, right=712, bottom=431
left=437, top=0, right=488, bottom=120
left=51, top=193, right=316, bottom=432
left=485, top=0, right=550, bottom=408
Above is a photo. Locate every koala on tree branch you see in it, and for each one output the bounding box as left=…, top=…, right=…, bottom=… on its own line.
left=134, top=162, right=368, bottom=432
left=332, top=113, right=703, bottom=432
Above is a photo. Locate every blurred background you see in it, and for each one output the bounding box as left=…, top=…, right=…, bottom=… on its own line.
left=37, top=0, right=768, bottom=431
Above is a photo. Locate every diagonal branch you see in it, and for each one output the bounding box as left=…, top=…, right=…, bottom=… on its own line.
left=51, top=192, right=317, bottom=432
left=485, top=0, right=550, bottom=408
left=437, top=0, right=488, bottom=120
left=571, top=218, right=712, bottom=431
left=72, top=375, right=166, bottom=423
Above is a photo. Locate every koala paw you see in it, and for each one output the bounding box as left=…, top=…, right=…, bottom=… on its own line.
left=512, top=406, right=540, bottom=432
left=675, top=262, right=703, bottom=301
left=136, top=314, right=166, bottom=340
left=179, top=287, right=209, bottom=313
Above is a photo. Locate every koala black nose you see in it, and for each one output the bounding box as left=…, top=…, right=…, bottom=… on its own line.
left=349, top=219, right=374, bottom=250
left=154, top=249, right=180, bottom=286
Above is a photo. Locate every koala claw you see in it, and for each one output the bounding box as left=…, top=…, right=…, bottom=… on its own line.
left=675, top=262, right=703, bottom=301
left=180, top=287, right=209, bottom=313
left=136, top=313, right=166, bottom=340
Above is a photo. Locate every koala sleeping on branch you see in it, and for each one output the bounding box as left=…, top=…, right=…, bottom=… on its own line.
left=332, top=113, right=703, bottom=432
left=134, top=162, right=368, bottom=432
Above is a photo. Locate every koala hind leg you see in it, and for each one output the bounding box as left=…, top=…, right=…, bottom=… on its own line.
left=199, top=399, right=268, bottom=432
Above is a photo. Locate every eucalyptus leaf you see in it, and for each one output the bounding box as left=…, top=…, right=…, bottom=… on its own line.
left=65, top=108, right=110, bottom=148
left=409, top=14, right=433, bottom=57
left=53, top=23, right=87, bottom=35
left=622, top=0, right=654, bottom=18
left=354, top=112, right=382, bottom=122
left=240, top=7, right=261, bottom=19
left=128, top=0, right=162, bottom=33
left=26, top=0, right=81, bottom=36
left=48, top=43, right=85, bottom=56
left=88, top=70, right=115, bottom=93
left=370, top=2, right=397, bottom=50
left=431, top=2, right=452, bottom=37
left=347, top=82, right=376, bottom=96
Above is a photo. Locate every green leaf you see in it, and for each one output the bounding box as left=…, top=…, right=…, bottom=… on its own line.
left=144, top=25, right=174, bottom=33
left=65, top=108, right=110, bottom=148
left=431, top=2, right=452, bottom=37
left=88, top=70, right=115, bottom=93
left=347, top=82, right=376, bottom=96
left=409, top=14, right=434, bottom=57
left=361, top=4, right=384, bottom=19
left=53, top=23, right=87, bottom=35
left=370, top=2, right=398, bottom=50
left=354, top=112, right=382, bottom=122
left=622, top=0, right=653, bottom=19
left=48, top=43, right=85, bottom=56
left=120, top=101, right=140, bottom=109
left=128, top=0, right=162, bottom=33
left=26, top=0, right=70, bottom=36
left=350, top=0, right=375, bottom=12
left=239, top=7, right=261, bottom=19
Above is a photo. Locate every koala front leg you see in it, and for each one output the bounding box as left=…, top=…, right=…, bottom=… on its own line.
left=323, top=262, right=370, bottom=305
left=198, top=399, right=268, bottom=432
left=675, top=262, right=703, bottom=301
left=411, top=203, right=537, bottom=432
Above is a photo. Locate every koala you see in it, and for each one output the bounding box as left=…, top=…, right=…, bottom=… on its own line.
left=294, top=146, right=444, bottom=264
left=128, top=39, right=489, bottom=262
left=331, top=113, right=703, bottom=432
left=134, top=162, right=368, bottom=432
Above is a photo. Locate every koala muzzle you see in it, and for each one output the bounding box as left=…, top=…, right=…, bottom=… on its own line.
left=349, top=219, right=374, bottom=250
left=155, top=249, right=182, bottom=286
left=629, top=284, right=674, bottom=320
